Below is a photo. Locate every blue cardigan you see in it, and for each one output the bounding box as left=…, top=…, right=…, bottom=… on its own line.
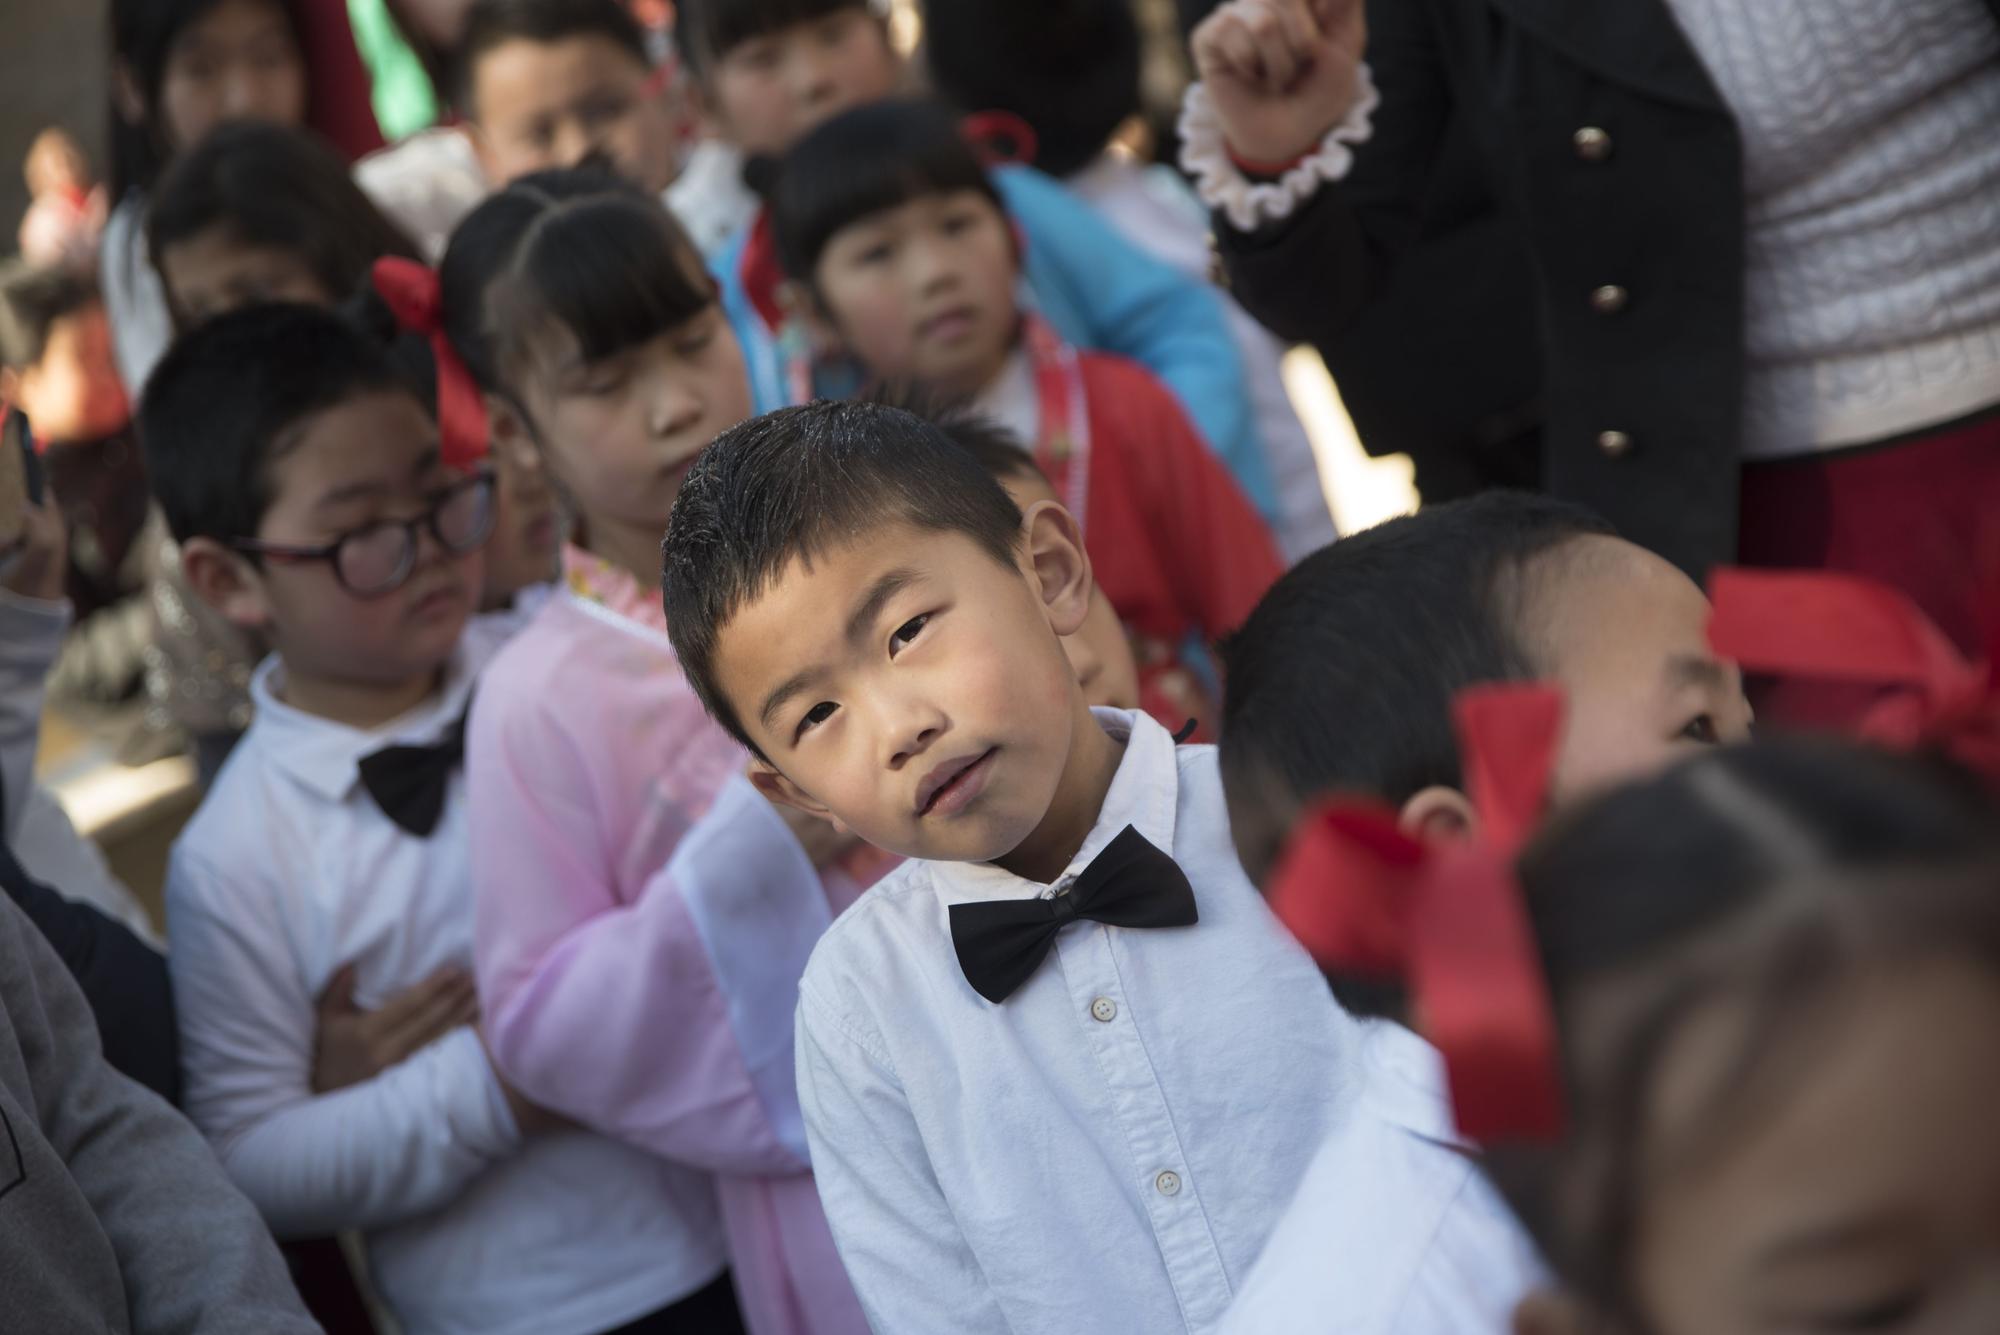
left=715, top=163, right=1277, bottom=521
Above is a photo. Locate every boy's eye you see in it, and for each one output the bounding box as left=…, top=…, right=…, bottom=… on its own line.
left=854, top=241, right=894, bottom=266
left=736, top=41, right=780, bottom=72
left=939, top=211, right=979, bottom=236
left=796, top=701, right=837, bottom=739
left=675, top=329, right=714, bottom=358
left=889, top=614, right=930, bottom=653
left=1679, top=713, right=1720, bottom=744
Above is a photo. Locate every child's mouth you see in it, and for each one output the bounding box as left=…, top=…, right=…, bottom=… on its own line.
left=917, top=747, right=997, bottom=818
left=918, top=306, right=979, bottom=344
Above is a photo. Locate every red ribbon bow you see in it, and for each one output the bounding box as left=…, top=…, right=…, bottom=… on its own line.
left=1267, top=683, right=1569, bottom=1144
left=1707, top=567, right=2000, bottom=781
left=371, top=257, right=490, bottom=471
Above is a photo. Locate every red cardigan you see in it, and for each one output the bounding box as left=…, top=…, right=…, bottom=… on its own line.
left=1064, top=351, right=1285, bottom=740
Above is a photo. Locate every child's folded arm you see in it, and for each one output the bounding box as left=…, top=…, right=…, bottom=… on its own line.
left=479, top=772, right=828, bottom=1174
left=994, top=164, right=1277, bottom=521
left=168, top=848, right=522, bottom=1239
left=795, top=982, right=1011, bottom=1335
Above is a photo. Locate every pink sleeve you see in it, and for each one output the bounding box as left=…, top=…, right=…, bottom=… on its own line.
left=469, top=661, right=814, bottom=1175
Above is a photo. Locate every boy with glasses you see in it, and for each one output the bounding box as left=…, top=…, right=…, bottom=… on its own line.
left=144, top=303, right=743, bottom=1335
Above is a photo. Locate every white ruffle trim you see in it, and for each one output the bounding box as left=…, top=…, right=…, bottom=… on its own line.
left=1178, top=64, right=1379, bottom=233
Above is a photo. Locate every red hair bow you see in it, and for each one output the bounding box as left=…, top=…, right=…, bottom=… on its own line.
left=961, top=110, right=1039, bottom=169
left=1267, top=683, right=1569, bottom=1144
left=1707, top=568, right=2000, bottom=780
left=371, top=257, right=490, bottom=471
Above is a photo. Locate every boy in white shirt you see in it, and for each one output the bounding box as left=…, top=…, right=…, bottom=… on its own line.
left=143, top=303, right=738, bottom=1335
left=1211, top=492, right=1758, bottom=1333
left=659, top=398, right=1356, bottom=1334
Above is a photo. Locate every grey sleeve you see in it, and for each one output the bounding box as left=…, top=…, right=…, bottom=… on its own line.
left=1, top=894, right=322, bottom=1335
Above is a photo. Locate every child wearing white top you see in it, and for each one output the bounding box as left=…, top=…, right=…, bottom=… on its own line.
left=1211, top=492, right=1759, bottom=1332
left=659, top=398, right=1355, bottom=1334
left=143, top=303, right=739, bottom=1335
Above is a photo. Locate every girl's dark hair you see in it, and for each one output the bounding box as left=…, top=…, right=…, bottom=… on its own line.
left=147, top=120, right=422, bottom=327
left=1487, top=739, right=2000, bottom=1322
left=674, top=0, right=879, bottom=79
left=924, top=0, right=1141, bottom=178
left=770, top=98, right=1006, bottom=287
left=436, top=166, right=714, bottom=412
left=108, top=0, right=307, bottom=200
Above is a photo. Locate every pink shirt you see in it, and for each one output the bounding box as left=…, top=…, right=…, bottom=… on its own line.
left=469, top=547, right=875, bottom=1335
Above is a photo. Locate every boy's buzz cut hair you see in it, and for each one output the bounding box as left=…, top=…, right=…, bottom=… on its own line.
left=674, top=0, right=883, bottom=78
left=140, top=302, right=408, bottom=548
left=661, top=399, right=1023, bottom=751
left=1218, top=491, right=1618, bottom=887
left=456, top=0, right=650, bottom=111
left=0, top=260, right=97, bottom=370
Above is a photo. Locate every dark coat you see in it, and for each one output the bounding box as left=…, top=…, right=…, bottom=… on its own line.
left=1216, top=0, right=2000, bottom=575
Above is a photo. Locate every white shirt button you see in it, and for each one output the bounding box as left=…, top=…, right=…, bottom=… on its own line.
left=1590, top=284, right=1629, bottom=314
left=1597, top=429, right=1634, bottom=458
left=1090, top=997, right=1118, bottom=1023
left=1155, top=1170, right=1182, bottom=1197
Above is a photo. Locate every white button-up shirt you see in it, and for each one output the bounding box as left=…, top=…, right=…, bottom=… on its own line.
left=796, top=708, right=1365, bottom=1334
left=1217, top=1023, right=1547, bottom=1335
left=167, top=639, right=724, bottom=1335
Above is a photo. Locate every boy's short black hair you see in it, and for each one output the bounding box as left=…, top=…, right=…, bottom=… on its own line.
left=140, top=303, right=408, bottom=547
left=148, top=120, right=422, bottom=326
left=930, top=412, right=1042, bottom=486
left=771, top=97, right=1006, bottom=287
left=455, top=0, right=650, bottom=111
left=661, top=399, right=1024, bottom=749
left=0, top=261, right=97, bottom=369
left=1219, top=491, right=1617, bottom=886
left=674, top=0, right=879, bottom=79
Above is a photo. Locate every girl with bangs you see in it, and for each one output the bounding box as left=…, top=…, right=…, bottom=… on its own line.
left=436, top=168, right=877, bottom=1335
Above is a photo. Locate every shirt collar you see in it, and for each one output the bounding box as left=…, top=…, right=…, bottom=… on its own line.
left=928, top=707, right=1183, bottom=909
left=248, top=647, right=480, bottom=804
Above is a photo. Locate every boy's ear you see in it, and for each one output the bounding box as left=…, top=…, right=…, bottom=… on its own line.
left=747, top=759, right=843, bottom=827
left=0, top=366, right=20, bottom=407
left=1018, top=499, right=1093, bottom=638
left=780, top=281, right=848, bottom=360
left=178, top=537, right=274, bottom=631
left=1398, top=785, right=1479, bottom=843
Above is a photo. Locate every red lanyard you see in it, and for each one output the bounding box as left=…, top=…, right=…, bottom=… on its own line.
left=1023, top=314, right=1093, bottom=532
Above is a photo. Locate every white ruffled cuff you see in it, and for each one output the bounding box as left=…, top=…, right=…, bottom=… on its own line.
left=1178, top=64, right=1379, bottom=233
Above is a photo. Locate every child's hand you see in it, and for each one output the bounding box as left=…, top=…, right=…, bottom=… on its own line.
left=1191, top=0, right=1369, bottom=167
left=2, top=489, right=67, bottom=604
left=311, top=963, right=480, bottom=1094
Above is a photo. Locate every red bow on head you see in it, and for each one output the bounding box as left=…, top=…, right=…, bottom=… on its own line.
left=371, top=257, right=491, bottom=471
left=1267, top=683, right=1569, bottom=1144
left=1707, top=568, right=2000, bottom=781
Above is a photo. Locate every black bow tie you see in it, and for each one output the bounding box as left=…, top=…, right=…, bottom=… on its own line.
left=948, top=825, right=1199, bottom=1004
left=357, top=706, right=469, bottom=838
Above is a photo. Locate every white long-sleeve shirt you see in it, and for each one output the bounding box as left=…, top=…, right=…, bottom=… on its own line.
left=796, top=708, right=1365, bottom=1334
left=1216, top=1022, right=1546, bottom=1334
left=168, top=641, right=724, bottom=1335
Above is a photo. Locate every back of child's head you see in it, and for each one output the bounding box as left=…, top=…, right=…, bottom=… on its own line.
left=924, top=0, right=1141, bottom=178
left=437, top=166, right=711, bottom=412
left=108, top=0, right=307, bottom=199
left=770, top=97, right=1004, bottom=289
left=661, top=398, right=1023, bottom=746
left=140, top=302, right=405, bottom=547
left=673, top=0, right=879, bottom=81
left=0, top=261, right=97, bottom=372
left=147, top=120, right=422, bottom=327
left=453, top=0, right=649, bottom=111
left=1479, top=738, right=2000, bottom=1330
left=1220, top=492, right=1617, bottom=884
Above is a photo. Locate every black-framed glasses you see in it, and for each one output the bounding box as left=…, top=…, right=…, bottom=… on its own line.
left=232, top=471, right=496, bottom=598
